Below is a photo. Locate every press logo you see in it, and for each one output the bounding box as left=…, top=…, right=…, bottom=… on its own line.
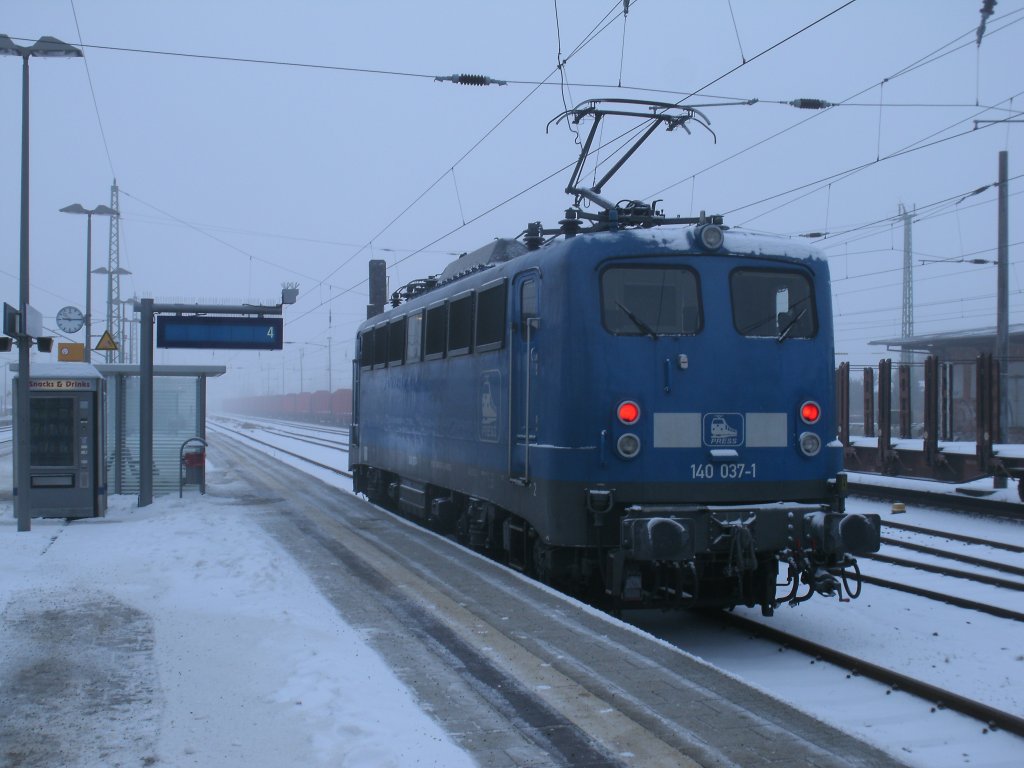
left=703, top=413, right=743, bottom=447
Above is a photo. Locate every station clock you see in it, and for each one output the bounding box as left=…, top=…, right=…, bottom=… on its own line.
left=56, top=305, right=85, bottom=334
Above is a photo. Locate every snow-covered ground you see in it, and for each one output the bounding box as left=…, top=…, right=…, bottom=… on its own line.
left=0, top=447, right=475, bottom=768
left=3, top=418, right=1024, bottom=767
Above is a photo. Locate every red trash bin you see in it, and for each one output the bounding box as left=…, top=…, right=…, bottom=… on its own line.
left=180, top=439, right=208, bottom=497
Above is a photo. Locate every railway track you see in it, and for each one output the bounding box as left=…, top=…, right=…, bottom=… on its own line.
left=210, top=416, right=1024, bottom=741
left=856, top=518, right=1024, bottom=621
left=850, top=479, right=1024, bottom=519
left=853, top=572, right=1024, bottom=622
left=716, top=611, right=1024, bottom=739
left=883, top=519, right=1024, bottom=552
left=250, top=425, right=348, bottom=450
left=863, top=551, right=1024, bottom=592
left=208, top=421, right=351, bottom=478
left=228, top=414, right=351, bottom=438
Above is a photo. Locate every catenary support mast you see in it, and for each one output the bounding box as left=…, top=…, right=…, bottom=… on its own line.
left=900, top=203, right=914, bottom=367
left=107, top=179, right=124, bottom=362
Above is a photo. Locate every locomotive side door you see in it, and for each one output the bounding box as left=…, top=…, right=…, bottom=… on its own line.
left=349, top=355, right=360, bottom=471
left=509, top=271, right=540, bottom=483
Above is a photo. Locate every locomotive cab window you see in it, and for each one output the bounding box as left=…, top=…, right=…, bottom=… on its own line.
left=731, top=268, right=817, bottom=339
left=513, top=277, right=541, bottom=340
left=600, top=266, right=701, bottom=336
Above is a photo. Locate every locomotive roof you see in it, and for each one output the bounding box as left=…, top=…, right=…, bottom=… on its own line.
left=590, top=226, right=826, bottom=264
left=435, top=226, right=823, bottom=277
left=370, top=224, right=824, bottom=327
left=438, top=238, right=527, bottom=285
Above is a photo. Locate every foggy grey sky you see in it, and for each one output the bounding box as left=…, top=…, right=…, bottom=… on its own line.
left=1, top=0, right=1020, bottom=398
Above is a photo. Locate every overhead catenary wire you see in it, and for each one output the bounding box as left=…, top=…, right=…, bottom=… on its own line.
left=68, top=0, right=115, bottom=179
left=832, top=241, right=1024, bottom=291
left=554, top=0, right=578, bottom=144
left=725, top=100, right=1024, bottom=228
left=44, top=4, right=1019, bottom=352
left=726, top=0, right=747, bottom=65
left=295, top=0, right=1006, bottom=326
left=36, top=0, right=632, bottom=338
left=797, top=173, right=1023, bottom=249
left=294, top=0, right=633, bottom=319
left=54, top=5, right=1016, bottom=262
left=120, top=190, right=325, bottom=286
left=617, top=0, right=631, bottom=87
left=646, top=10, right=1024, bottom=207
left=118, top=211, right=461, bottom=256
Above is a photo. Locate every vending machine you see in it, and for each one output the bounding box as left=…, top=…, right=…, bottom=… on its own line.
left=13, top=362, right=106, bottom=519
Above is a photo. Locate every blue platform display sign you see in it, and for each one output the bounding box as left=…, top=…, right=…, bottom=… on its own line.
left=703, top=412, right=744, bottom=447
left=157, top=316, right=283, bottom=350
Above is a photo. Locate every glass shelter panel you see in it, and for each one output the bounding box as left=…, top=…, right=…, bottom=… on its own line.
left=112, top=376, right=200, bottom=495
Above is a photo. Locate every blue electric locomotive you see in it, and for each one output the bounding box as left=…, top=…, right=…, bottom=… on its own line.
left=350, top=101, right=880, bottom=615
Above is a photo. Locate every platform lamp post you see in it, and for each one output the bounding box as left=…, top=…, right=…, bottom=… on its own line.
left=1, top=34, right=83, bottom=533
left=60, top=204, right=117, bottom=363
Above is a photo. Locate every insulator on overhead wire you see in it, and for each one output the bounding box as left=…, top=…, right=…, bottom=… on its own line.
left=435, top=73, right=508, bottom=86
left=978, top=0, right=997, bottom=46
left=789, top=99, right=833, bottom=110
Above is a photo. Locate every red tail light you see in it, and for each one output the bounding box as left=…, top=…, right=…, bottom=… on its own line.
left=800, top=401, right=821, bottom=424
left=617, top=400, right=640, bottom=425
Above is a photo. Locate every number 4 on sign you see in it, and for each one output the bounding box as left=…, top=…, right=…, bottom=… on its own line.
left=266, top=327, right=274, bottom=339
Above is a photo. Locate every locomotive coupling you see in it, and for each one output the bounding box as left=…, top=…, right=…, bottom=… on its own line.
left=839, top=513, right=881, bottom=554
left=620, top=515, right=695, bottom=561
left=809, top=567, right=841, bottom=597
left=804, top=511, right=881, bottom=555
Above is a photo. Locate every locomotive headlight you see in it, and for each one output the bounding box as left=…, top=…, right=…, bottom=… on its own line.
left=799, top=431, right=822, bottom=457
left=698, top=224, right=724, bottom=250
left=617, top=433, right=641, bottom=459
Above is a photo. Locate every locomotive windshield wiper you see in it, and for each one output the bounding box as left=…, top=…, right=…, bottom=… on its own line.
left=777, top=308, right=808, bottom=342
left=616, top=301, right=658, bottom=339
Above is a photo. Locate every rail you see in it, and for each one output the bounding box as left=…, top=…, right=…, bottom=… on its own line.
left=718, top=612, right=1024, bottom=738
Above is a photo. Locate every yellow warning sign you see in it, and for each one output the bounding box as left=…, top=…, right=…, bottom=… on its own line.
left=95, top=330, right=118, bottom=351
left=58, top=342, right=85, bottom=361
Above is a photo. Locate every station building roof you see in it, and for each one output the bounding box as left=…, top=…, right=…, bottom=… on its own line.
left=95, top=364, right=227, bottom=377
left=11, top=363, right=227, bottom=377
left=869, top=324, right=1024, bottom=361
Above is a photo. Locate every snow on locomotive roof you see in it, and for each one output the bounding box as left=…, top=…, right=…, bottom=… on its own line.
left=588, top=225, right=825, bottom=263
left=421, top=223, right=823, bottom=304
left=438, top=238, right=527, bottom=285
